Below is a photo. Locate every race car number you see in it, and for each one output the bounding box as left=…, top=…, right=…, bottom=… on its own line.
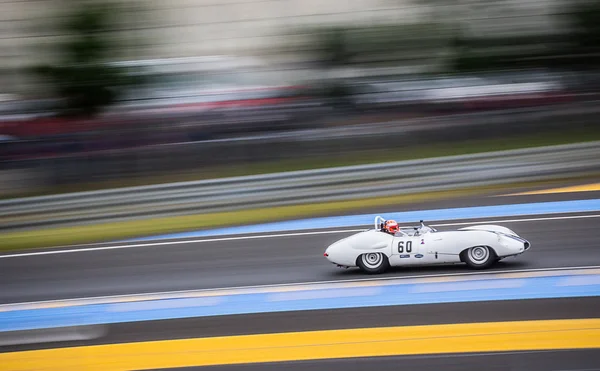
left=398, top=241, right=413, bottom=253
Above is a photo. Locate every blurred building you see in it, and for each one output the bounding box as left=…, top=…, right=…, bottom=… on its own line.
left=1, top=0, right=565, bottom=95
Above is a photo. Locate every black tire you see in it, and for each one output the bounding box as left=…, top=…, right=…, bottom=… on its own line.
left=462, top=246, right=497, bottom=270
left=357, top=252, right=390, bottom=274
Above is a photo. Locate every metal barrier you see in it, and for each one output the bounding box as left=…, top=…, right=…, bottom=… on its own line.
left=2, top=141, right=600, bottom=231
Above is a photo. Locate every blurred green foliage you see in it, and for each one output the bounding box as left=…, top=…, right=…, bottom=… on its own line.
left=563, top=0, right=600, bottom=68
left=454, top=1, right=600, bottom=72
left=302, top=0, right=600, bottom=73
left=31, top=0, right=148, bottom=118
left=296, top=22, right=450, bottom=103
left=301, top=23, right=450, bottom=69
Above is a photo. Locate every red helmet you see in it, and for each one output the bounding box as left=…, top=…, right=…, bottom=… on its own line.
left=385, top=220, right=399, bottom=234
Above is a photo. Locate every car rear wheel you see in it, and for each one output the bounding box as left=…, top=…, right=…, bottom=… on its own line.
left=357, top=252, right=389, bottom=274
left=463, top=246, right=496, bottom=269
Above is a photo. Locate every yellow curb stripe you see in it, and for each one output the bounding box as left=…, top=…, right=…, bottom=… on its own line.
left=2, top=319, right=600, bottom=371
left=506, top=183, right=600, bottom=196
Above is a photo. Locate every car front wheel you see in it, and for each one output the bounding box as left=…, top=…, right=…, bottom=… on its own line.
left=357, top=252, right=389, bottom=274
left=463, top=246, right=496, bottom=269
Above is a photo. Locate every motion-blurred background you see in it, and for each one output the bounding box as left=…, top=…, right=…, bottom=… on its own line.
left=1, top=0, right=598, bottom=195
left=1, top=0, right=600, bottom=247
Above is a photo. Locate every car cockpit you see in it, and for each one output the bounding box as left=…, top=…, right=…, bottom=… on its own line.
left=375, top=216, right=437, bottom=237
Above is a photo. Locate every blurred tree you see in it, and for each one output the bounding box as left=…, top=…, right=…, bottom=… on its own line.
left=299, top=23, right=448, bottom=70
left=562, top=0, right=600, bottom=68
left=302, top=27, right=354, bottom=109
left=31, top=0, right=149, bottom=118
left=313, top=27, right=353, bottom=69
left=449, top=0, right=600, bottom=72
left=294, top=23, right=448, bottom=108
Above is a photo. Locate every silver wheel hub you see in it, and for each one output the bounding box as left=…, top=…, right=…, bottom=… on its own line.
left=362, top=253, right=383, bottom=269
left=468, top=246, right=489, bottom=264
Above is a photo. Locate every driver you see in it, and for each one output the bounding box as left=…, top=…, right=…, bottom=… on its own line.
left=383, top=220, right=399, bottom=235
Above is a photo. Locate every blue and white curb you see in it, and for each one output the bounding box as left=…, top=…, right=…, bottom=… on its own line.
left=2, top=268, right=599, bottom=333
left=124, top=199, right=600, bottom=242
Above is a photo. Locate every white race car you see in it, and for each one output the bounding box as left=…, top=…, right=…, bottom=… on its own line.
left=324, top=216, right=531, bottom=274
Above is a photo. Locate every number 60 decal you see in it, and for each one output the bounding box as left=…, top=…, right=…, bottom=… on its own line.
left=398, top=241, right=413, bottom=253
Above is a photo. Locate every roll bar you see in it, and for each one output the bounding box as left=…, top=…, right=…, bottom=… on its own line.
left=374, top=215, right=386, bottom=230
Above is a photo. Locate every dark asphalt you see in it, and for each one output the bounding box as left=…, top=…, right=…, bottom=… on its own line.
left=1, top=190, right=599, bottom=304
left=153, top=350, right=600, bottom=371
left=2, top=190, right=600, bottom=371
left=1, top=213, right=599, bottom=304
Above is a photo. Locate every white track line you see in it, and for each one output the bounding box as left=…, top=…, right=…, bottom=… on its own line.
left=0, top=229, right=365, bottom=259
left=2, top=265, right=600, bottom=309
left=1, top=213, right=600, bottom=259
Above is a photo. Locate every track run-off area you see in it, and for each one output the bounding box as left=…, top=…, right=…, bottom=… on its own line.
left=1, top=185, right=600, bottom=370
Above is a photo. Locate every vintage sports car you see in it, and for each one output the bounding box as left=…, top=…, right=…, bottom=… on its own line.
left=324, top=216, right=531, bottom=274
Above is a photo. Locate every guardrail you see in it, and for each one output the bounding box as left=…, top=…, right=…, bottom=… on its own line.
left=2, top=141, right=600, bottom=231
left=3, top=101, right=599, bottom=200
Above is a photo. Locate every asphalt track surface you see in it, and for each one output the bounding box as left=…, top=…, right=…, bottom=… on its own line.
left=1, top=191, right=600, bottom=304
left=154, top=350, right=600, bottom=371
left=4, top=297, right=600, bottom=371
left=2, top=190, right=600, bottom=370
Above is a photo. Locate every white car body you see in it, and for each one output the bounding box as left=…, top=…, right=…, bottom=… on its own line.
left=324, top=216, right=531, bottom=273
